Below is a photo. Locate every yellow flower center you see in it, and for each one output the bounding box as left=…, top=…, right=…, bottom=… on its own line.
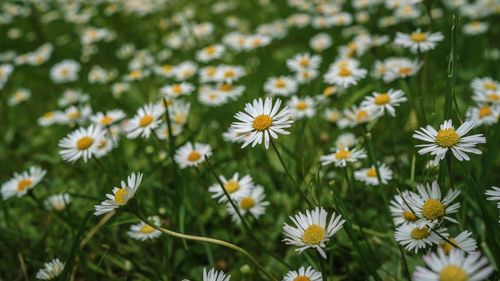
left=161, top=64, right=172, bottom=72
left=441, top=238, right=458, bottom=254
left=403, top=210, right=417, bottom=222
left=275, top=79, right=286, bottom=88
left=139, top=224, right=156, bottom=234
left=439, top=265, right=468, bottom=281
left=295, top=101, right=308, bottom=110
left=252, top=114, right=273, bottom=131
left=335, top=149, right=351, bottom=160
left=410, top=32, right=427, bottom=42
left=487, top=93, right=499, bottom=101
left=323, top=86, right=336, bottom=97
left=187, top=151, right=201, bottom=162
left=206, top=67, right=216, bottom=76
left=100, top=115, right=113, bottom=126
left=139, top=115, right=153, bottom=128
left=356, top=110, right=368, bottom=122
left=399, top=67, right=412, bottom=76
left=114, top=188, right=128, bottom=205
left=61, top=68, right=70, bottom=77
left=435, top=129, right=459, bottom=147
left=224, top=69, right=235, bottom=78
left=205, top=45, right=216, bottom=55
left=411, top=226, right=430, bottom=239
left=129, top=69, right=142, bottom=79
left=479, top=106, right=492, bottom=118
left=366, top=168, right=377, bottom=177
left=219, top=83, right=233, bottom=92
left=422, top=199, right=445, bottom=220
left=224, top=180, right=240, bottom=193
left=239, top=197, right=255, bottom=210
left=374, top=93, right=390, bottom=105
left=299, top=58, right=310, bottom=67
left=302, top=224, right=325, bottom=245
left=17, top=179, right=32, bottom=192
left=484, top=82, right=497, bottom=90
left=97, top=139, right=107, bottom=149
left=76, top=136, right=94, bottom=150
left=338, top=67, right=352, bottom=77
left=68, top=111, right=80, bottom=120
left=172, top=84, right=183, bottom=94
left=293, top=276, right=311, bottom=281
left=43, top=111, right=54, bottom=119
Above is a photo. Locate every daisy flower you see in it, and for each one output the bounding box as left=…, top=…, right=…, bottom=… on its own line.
left=309, top=33, right=332, bottom=52
left=127, top=216, right=162, bottom=241
left=203, top=268, right=230, bottom=281
left=440, top=230, right=478, bottom=254
left=264, top=76, right=298, bottom=96
left=382, top=57, right=421, bottom=83
left=173, top=61, right=197, bottom=81
left=323, top=58, right=367, bottom=89
left=90, top=109, right=126, bottom=127
left=1, top=166, right=47, bottom=200
left=94, top=172, right=143, bottom=216
left=208, top=172, right=254, bottom=203
left=38, top=111, right=63, bottom=127
left=413, top=120, right=486, bottom=164
left=485, top=186, right=500, bottom=222
left=59, top=105, right=92, bottom=125
left=407, top=181, right=460, bottom=228
left=283, top=266, right=322, bottom=281
left=94, top=136, right=115, bottom=158
left=295, top=68, right=319, bottom=84
left=7, top=88, right=31, bottom=106
left=471, top=77, right=498, bottom=94
left=59, top=125, right=105, bottom=163
left=287, top=96, right=316, bottom=119
left=196, top=44, right=225, bottom=62
left=320, top=147, right=366, bottom=167
left=465, top=104, right=499, bottom=127
left=174, top=142, right=212, bottom=169
left=395, top=223, right=448, bottom=253
left=360, top=89, right=407, bottom=117
left=472, top=90, right=500, bottom=105
left=215, top=65, right=246, bottom=84
left=50, top=59, right=80, bottom=83
left=231, top=97, right=293, bottom=149
left=412, top=249, right=493, bottom=281
left=287, top=53, right=321, bottom=72
left=354, top=163, right=393, bottom=186
left=283, top=207, right=345, bottom=258
left=395, top=29, right=444, bottom=53
left=390, top=192, right=419, bottom=226
left=160, top=82, right=194, bottom=98
left=36, top=258, right=64, bottom=280
left=125, top=103, right=164, bottom=139
left=463, top=21, right=489, bottom=36
left=335, top=133, right=357, bottom=149
left=227, top=185, right=269, bottom=223
left=44, top=193, right=71, bottom=211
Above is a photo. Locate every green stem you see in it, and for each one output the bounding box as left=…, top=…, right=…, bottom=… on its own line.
left=315, top=251, right=328, bottom=281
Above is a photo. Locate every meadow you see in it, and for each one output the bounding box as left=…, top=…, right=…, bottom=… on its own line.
left=1, top=0, right=500, bottom=280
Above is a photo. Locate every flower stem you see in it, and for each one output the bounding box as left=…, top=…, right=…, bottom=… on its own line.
left=315, top=251, right=328, bottom=281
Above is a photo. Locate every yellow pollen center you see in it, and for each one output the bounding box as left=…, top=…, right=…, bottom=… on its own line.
left=275, top=79, right=286, bottom=88
left=338, top=67, right=352, bottom=77
left=224, top=69, right=235, bottom=78
left=422, top=199, right=445, bottom=220
left=299, top=58, right=310, bottom=67
left=335, top=149, right=351, bottom=159
left=76, top=136, right=94, bottom=150
left=172, top=84, right=182, bottom=94
left=374, top=93, right=390, bottom=105
left=239, top=197, right=255, bottom=210
left=323, top=86, right=336, bottom=97
left=293, top=276, right=311, bottom=281
left=139, top=224, right=156, bottom=234
left=43, top=112, right=54, bottom=119
left=403, top=210, right=417, bottom=222
left=114, top=188, right=128, bottom=205
left=61, top=68, right=70, bottom=77
left=439, top=265, right=468, bottom=281
left=399, top=67, right=412, bottom=76
left=206, top=67, right=216, bottom=76
left=435, top=129, right=459, bottom=147
left=441, top=238, right=458, bottom=254
left=410, top=32, right=427, bottom=42
left=224, top=180, right=240, bottom=193
left=366, top=168, right=377, bottom=177
left=17, top=179, right=32, bottom=192
left=219, top=83, right=233, bottom=92
left=161, top=64, right=173, bottom=72
left=187, top=151, right=201, bottom=162
left=97, top=139, right=107, bottom=149
left=100, top=115, right=113, bottom=126
left=129, top=70, right=142, bottom=79
left=139, top=115, right=153, bottom=128
left=484, top=82, right=497, bottom=90
left=252, top=115, right=272, bottom=131
left=487, top=93, right=499, bottom=101
left=302, top=224, right=325, bottom=245
left=205, top=46, right=216, bottom=55
left=68, top=111, right=80, bottom=120
left=295, top=101, right=308, bottom=110
left=479, top=106, right=492, bottom=118
left=356, top=110, right=368, bottom=122
left=411, top=226, right=430, bottom=239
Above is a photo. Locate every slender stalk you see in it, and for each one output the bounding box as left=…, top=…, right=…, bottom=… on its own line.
left=315, top=251, right=328, bottom=281
left=270, top=138, right=313, bottom=207
left=132, top=210, right=277, bottom=281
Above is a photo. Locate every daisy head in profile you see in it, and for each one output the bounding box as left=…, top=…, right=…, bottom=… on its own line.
left=465, top=104, right=499, bottom=127
left=36, top=258, right=64, bottom=280
left=323, top=58, right=367, bottom=89
left=264, top=76, right=298, bottom=96
left=283, top=207, right=345, bottom=258
left=127, top=216, right=162, bottom=241
left=395, top=29, right=444, bottom=53
left=94, top=172, right=143, bottom=216
left=202, top=268, right=230, bottom=281
left=1, top=166, right=47, bottom=200
left=390, top=191, right=419, bottom=226
left=59, top=125, right=106, bottom=163
left=124, top=103, right=164, bottom=139
left=174, top=142, right=212, bottom=169
left=208, top=172, right=254, bottom=203
left=50, top=59, right=80, bottom=83
left=354, top=163, right=393, bottom=186
left=360, top=89, right=407, bottom=117
left=439, top=230, right=478, bottom=254
left=320, top=147, right=366, bottom=168
left=44, top=193, right=71, bottom=211
left=90, top=109, right=126, bottom=127
left=231, top=97, right=293, bottom=149
left=406, top=181, right=461, bottom=228
left=412, top=249, right=493, bottom=281
left=413, top=120, right=486, bottom=164
left=287, top=96, right=316, bottom=120
left=227, top=185, right=269, bottom=223
left=283, top=266, right=322, bottom=281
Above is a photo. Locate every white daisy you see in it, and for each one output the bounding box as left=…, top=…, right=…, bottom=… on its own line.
left=412, top=249, right=493, bottom=281
left=215, top=65, right=246, bottom=84
left=354, top=163, right=393, bottom=186
left=50, top=59, right=80, bottom=83
left=127, top=216, right=162, bottom=241
left=471, top=77, right=498, bottom=94
left=287, top=53, right=321, bottom=72
left=59, top=125, right=106, bottom=163
left=1, top=166, right=47, bottom=200
left=485, top=186, right=500, bottom=222
left=125, top=103, right=164, bottom=139
left=160, top=82, right=195, bottom=98
left=90, top=110, right=126, bottom=127
left=395, top=29, right=444, bottom=53
left=59, top=105, right=92, bottom=125
left=287, top=96, right=316, bottom=120
left=231, top=97, right=293, bottom=149
left=94, top=172, right=143, bottom=216
left=94, top=136, right=115, bottom=158
left=309, top=33, right=332, bottom=52
left=203, top=268, right=230, bottom=281
left=36, top=258, right=64, bottom=280
left=196, top=44, right=225, bottom=62
left=7, top=88, right=31, bottom=106
left=38, top=111, right=63, bottom=127
left=472, top=90, right=500, bottom=105
left=283, top=266, right=322, bottom=281
left=439, top=230, right=478, bottom=254
left=463, top=21, right=489, bottom=36
left=283, top=207, right=345, bottom=258
left=395, top=223, right=448, bottom=253
left=360, top=89, right=407, bottom=117
left=406, top=181, right=461, bottom=228
left=413, top=120, right=486, bottom=165
left=465, top=104, right=499, bottom=127
left=208, top=172, right=254, bottom=203
left=227, top=185, right=269, bottom=223
left=335, top=133, right=357, bottom=149
left=381, top=57, right=421, bottom=83
left=174, top=142, right=212, bottom=169
left=323, top=58, right=367, bottom=89
left=44, top=193, right=71, bottom=211
left=264, top=76, right=298, bottom=96
left=390, top=192, right=419, bottom=226
left=320, top=147, right=366, bottom=167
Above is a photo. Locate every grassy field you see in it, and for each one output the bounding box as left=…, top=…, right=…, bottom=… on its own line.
left=1, top=0, right=500, bottom=280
